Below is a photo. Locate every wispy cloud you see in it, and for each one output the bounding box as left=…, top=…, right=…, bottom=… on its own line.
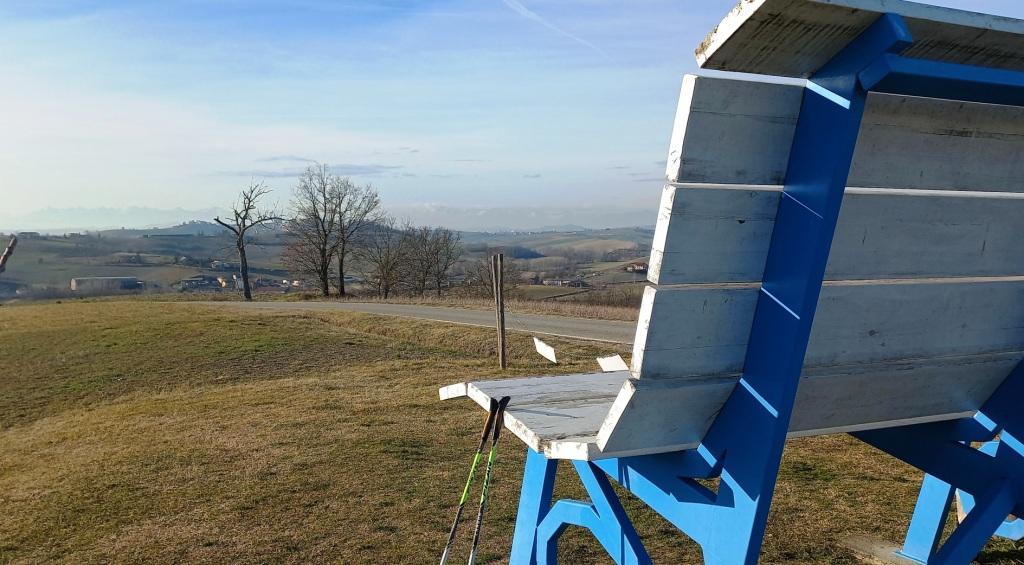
left=522, top=173, right=542, bottom=179
left=255, top=155, right=317, bottom=163
left=498, top=0, right=608, bottom=58
left=215, top=164, right=403, bottom=178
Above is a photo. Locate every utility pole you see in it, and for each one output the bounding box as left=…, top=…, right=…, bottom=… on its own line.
left=491, top=253, right=507, bottom=369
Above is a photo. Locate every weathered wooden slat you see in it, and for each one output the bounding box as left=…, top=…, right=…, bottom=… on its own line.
left=633, top=278, right=1024, bottom=379
left=442, top=349, right=1018, bottom=460
left=665, top=75, right=801, bottom=186
left=441, top=372, right=626, bottom=461
left=667, top=75, right=1024, bottom=192
left=650, top=184, right=1024, bottom=284
left=598, top=351, right=1017, bottom=458
left=697, top=0, right=1024, bottom=77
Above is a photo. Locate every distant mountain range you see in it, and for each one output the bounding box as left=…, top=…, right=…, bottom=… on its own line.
left=387, top=204, right=656, bottom=231
left=2, top=204, right=656, bottom=234
left=0, top=207, right=224, bottom=234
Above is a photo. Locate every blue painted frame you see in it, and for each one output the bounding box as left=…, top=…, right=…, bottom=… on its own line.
left=957, top=443, right=1024, bottom=542
left=507, top=12, right=1024, bottom=565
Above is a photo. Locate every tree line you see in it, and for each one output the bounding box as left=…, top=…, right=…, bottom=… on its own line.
left=217, top=163, right=462, bottom=301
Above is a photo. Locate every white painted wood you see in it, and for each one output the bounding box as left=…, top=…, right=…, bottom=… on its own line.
left=599, top=351, right=1015, bottom=456
left=697, top=0, right=1024, bottom=77
left=597, top=355, right=629, bottom=372
left=596, top=375, right=736, bottom=455
left=650, top=184, right=1024, bottom=284
left=851, top=95, right=1024, bottom=193
left=634, top=278, right=1024, bottom=378
left=665, top=75, right=801, bottom=185
left=534, top=337, right=557, bottom=364
left=441, top=372, right=627, bottom=460
left=631, top=283, right=758, bottom=378
left=439, top=382, right=467, bottom=401
left=649, top=185, right=778, bottom=284
left=440, top=350, right=1016, bottom=460
left=667, top=75, right=1024, bottom=192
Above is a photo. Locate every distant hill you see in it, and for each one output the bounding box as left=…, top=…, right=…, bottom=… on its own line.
left=99, top=221, right=230, bottom=237
left=0, top=206, right=225, bottom=234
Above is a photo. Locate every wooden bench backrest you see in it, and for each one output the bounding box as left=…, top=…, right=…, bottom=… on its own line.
left=596, top=74, right=1024, bottom=455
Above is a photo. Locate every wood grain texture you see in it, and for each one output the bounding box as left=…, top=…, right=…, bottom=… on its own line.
left=634, top=278, right=1024, bottom=378
left=650, top=185, right=1024, bottom=284
left=440, top=349, right=1017, bottom=460
left=441, top=372, right=628, bottom=460
left=598, top=351, right=1016, bottom=458
left=697, top=0, right=1024, bottom=77
left=667, top=75, right=1024, bottom=192
left=665, top=75, right=801, bottom=185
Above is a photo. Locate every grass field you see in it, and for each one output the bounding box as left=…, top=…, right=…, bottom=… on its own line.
left=4, top=235, right=284, bottom=291
left=1, top=301, right=1021, bottom=563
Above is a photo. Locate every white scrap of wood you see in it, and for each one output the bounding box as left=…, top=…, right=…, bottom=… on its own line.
left=438, top=382, right=468, bottom=401
left=596, top=355, right=629, bottom=372
left=534, top=337, right=557, bottom=364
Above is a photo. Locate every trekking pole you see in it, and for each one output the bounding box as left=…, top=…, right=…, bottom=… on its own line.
left=467, top=395, right=512, bottom=565
left=439, top=397, right=500, bottom=565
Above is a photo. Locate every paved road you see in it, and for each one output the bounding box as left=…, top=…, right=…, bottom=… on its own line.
left=193, top=301, right=635, bottom=344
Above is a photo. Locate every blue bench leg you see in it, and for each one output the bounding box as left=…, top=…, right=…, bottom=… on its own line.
left=536, top=460, right=651, bottom=565
left=510, top=448, right=558, bottom=565
left=931, top=480, right=1017, bottom=565
left=900, top=473, right=955, bottom=563
left=510, top=448, right=651, bottom=565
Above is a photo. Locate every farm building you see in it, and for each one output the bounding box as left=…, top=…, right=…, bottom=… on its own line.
left=70, top=277, right=144, bottom=294
left=541, top=278, right=584, bottom=287
left=625, top=262, right=648, bottom=274
left=176, top=274, right=224, bottom=290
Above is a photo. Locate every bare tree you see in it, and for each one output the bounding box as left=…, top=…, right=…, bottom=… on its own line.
left=430, top=228, right=462, bottom=297
left=403, top=226, right=463, bottom=297
left=405, top=226, right=434, bottom=296
left=331, top=179, right=380, bottom=296
left=466, top=253, right=522, bottom=297
left=402, top=226, right=462, bottom=296
left=357, top=215, right=409, bottom=299
left=213, top=182, right=279, bottom=301
left=283, top=164, right=339, bottom=296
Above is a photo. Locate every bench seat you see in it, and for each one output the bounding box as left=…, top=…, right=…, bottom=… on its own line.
left=442, top=349, right=1020, bottom=461
left=440, top=372, right=626, bottom=461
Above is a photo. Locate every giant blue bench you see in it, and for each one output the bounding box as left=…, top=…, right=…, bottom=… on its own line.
left=442, top=1, right=1024, bottom=562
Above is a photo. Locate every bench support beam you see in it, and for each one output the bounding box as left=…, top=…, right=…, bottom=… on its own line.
left=854, top=361, right=1024, bottom=563
left=511, top=448, right=651, bottom=565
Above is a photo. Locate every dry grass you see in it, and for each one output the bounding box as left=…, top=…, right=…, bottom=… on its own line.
left=0, top=301, right=1021, bottom=564
left=297, top=293, right=639, bottom=322
left=137, top=291, right=641, bottom=322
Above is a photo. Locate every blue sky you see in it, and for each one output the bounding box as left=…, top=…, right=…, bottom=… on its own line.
left=1, top=0, right=1022, bottom=230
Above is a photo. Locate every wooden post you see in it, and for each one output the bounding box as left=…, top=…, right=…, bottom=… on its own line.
left=492, top=253, right=507, bottom=369
left=0, top=235, right=17, bottom=275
